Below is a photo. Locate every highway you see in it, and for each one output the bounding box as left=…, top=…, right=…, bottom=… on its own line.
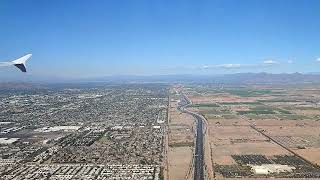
left=178, top=94, right=205, bottom=180
left=192, top=113, right=204, bottom=180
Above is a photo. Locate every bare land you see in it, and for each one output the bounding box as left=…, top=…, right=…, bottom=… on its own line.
left=184, top=85, right=320, bottom=179
left=167, top=93, right=195, bottom=180
left=168, top=147, right=193, bottom=180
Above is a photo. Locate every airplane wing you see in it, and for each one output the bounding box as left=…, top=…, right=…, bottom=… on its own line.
left=14, top=64, right=27, bottom=72
left=11, top=54, right=32, bottom=72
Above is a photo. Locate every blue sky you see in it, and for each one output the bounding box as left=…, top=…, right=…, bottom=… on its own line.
left=1, top=0, right=320, bottom=79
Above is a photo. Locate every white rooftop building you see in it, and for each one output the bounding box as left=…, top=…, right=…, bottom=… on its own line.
left=35, top=126, right=80, bottom=132
left=0, top=138, right=19, bottom=144
left=251, top=164, right=296, bottom=175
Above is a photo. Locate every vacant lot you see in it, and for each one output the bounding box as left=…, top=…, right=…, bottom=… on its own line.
left=294, top=147, right=320, bottom=165
left=168, top=147, right=193, bottom=180
left=167, top=95, right=194, bottom=180
left=210, top=126, right=290, bottom=164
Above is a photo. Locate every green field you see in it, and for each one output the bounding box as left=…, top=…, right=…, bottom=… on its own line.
left=238, top=110, right=276, bottom=115
left=258, top=99, right=299, bottom=103
left=221, top=101, right=262, bottom=105
left=191, top=103, right=220, bottom=107
left=237, top=106, right=291, bottom=115
left=224, top=89, right=274, bottom=97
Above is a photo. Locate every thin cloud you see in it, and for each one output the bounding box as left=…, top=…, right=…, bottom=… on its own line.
left=202, top=61, right=281, bottom=70
left=202, top=65, right=210, bottom=69
left=316, top=58, right=320, bottom=62
left=169, top=60, right=282, bottom=71
left=215, top=64, right=243, bottom=68
left=201, top=63, right=258, bottom=69
left=202, top=64, right=245, bottom=69
left=263, top=60, right=279, bottom=65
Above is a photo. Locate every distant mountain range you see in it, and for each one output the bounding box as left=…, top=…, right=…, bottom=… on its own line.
left=209, top=72, right=320, bottom=84
left=2, top=73, right=320, bottom=88
left=0, top=82, right=37, bottom=89
left=89, top=73, right=320, bottom=84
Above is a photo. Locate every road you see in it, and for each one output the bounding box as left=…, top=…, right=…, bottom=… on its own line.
left=178, top=94, right=205, bottom=180
left=192, top=113, right=204, bottom=180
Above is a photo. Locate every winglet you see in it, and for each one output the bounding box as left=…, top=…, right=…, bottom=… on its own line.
left=12, top=54, right=32, bottom=72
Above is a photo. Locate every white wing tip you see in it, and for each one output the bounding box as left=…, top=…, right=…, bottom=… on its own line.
left=12, top=54, right=32, bottom=65
left=12, top=54, right=32, bottom=72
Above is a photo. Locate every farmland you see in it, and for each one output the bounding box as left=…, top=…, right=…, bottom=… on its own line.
left=184, top=84, right=320, bottom=179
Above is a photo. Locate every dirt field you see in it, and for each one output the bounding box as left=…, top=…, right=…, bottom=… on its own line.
left=168, top=101, right=194, bottom=146
left=250, top=119, right=320, bottom=126
left=206, top=117, right=250, bottom=126
left=259, top=126, right=320, bottom=137
left=183, top=85, right=320, bottom=179
left=212, top=141, right=290, bottom=157
left=167, top=94, right=195, bottom=180
left=209, top=124, right=290, bottom=162
left=213, top=155, right=236, bottom=165
left=204, top=119, right=214, bottom=180
left=168, top=146, right=193, bottom=180
left=188, top=94, right=267, bottom=104
left=212, top=126, right=263, bottom=138
left=294, top=147, right=320, bottom=165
